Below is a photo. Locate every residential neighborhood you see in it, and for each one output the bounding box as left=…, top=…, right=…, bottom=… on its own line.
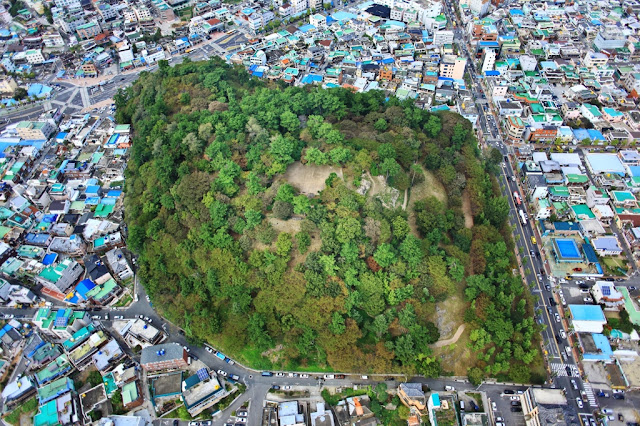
left=2, top=0, right=640, bottom=424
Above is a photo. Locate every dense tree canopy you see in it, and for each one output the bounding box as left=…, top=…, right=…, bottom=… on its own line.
left=121, top=58, right=540, bottom=377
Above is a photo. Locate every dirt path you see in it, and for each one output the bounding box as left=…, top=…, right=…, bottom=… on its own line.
left=402, top=188, right=408, bottom=210
left=461, top=189, right=474, bottom=228
left=432, top=324, right=466, bottom=348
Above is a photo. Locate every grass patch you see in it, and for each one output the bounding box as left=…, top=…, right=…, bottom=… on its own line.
left=114, top=293, right=133, bottom=308
left=3, top=397, right=37, bottom=425
left=466, top=392, right=484, bottom=412
left=321, top=387, right=370, bottom=406
left=238, top=346, right=274, bottom=370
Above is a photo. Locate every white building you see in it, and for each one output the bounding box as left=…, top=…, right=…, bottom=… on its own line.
left=591, top=281, right=624, bottom=310
left=469, top=0, right=489, bottom=16
left=42, top=32, right=65, bottom=48
left=433, top=29, right=454, bottom=46
left=568, top=304, right=607, bottom=333
left=481, top=49, right=495, bottom=73
left=291, top=0, right=308, bottom=15
left=25, top=49, right=45, bottom=65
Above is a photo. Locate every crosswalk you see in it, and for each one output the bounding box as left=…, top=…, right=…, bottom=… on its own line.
left=582, top=382, right=598, bottom=407
left=551, top=362, right=580, bottom=377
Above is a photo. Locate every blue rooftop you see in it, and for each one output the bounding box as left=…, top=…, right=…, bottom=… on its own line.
left=569, top=304, right=606, bottom=322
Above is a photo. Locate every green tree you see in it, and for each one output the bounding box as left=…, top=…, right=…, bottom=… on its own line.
left=417, top=353, right=442, bottom=377
left=295, top=231, right=311, bottom=253
left=380, top=158, right=401, bottom=179
left=329, top=312, right=346, bottom=335
left=305, top=147, right=328, bottom=165
left=275, top=232, right=293, bottom=256
left=467, top=367, right=484, bottom=386
left=280, top=110, right=300, bottom=133
left=273, top=200, right=293, bottom=220
left=374, top=118, right=388, bottom=132
left=374, top=243, right=396, bottom=268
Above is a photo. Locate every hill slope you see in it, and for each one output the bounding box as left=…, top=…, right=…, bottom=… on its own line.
left=119, top=58, right=542, bottom=382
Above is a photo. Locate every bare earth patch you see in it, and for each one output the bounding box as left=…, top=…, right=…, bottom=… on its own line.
left=461, top=189, right=474, bottom=228
left=269, top=217, right=302, bottom=234
left=284, top=162, right=343, bottom=195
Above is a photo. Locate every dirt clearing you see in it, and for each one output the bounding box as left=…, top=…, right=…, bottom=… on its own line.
left=461, top=189, right=474, bottom=228
left=284, top=162, right=343, bottom=195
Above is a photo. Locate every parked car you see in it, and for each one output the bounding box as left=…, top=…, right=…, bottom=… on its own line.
left=583, top=297, right=593, bottom=303
left=571, top=379, right=578, bottom=390
left=560, top=330, right=566, bottom=339
left=217, top=369, right=227, bottom=377
left=509, top=396, right=520, bottom=401
left=205, top=347, right=213, bottom=353
left=573, top=267, right=583, bottom=272
left=283, top=385, right=291, bottom=390
left=271, top=385, right=280, bottom=390
left=576, top=398, right=583, bottom=409
left=613, top=393, right=625, bottom=400
left=510, top=401, right=521, bottom=406
left=491, top=402, right=497, bottom=411
left=503, top=390, right=515, bottom=395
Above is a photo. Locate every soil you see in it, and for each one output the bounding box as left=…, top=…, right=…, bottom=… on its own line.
left=283, top=162, right=343, bottom=195
left=461, top=189, right=474, bottom=228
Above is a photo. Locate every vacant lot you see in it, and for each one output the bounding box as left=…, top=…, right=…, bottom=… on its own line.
left=284, top=162, right=343, bottom=195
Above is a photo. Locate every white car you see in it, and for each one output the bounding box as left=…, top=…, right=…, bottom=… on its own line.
left=555, top=313, right=561, bottom=323
left=235, top=419, right=247, bottom=424
left=205, top=347, right=213, bottom=354
left=146, top=295, right=150, bottom=302
left=114, top=315, right=123, bottom=319
left=276, top=372, right=285, bottom=377
left=217, top=369, right=228, bottom=377
left=560, top=330, right=567, bottom=339
left=288, top=373, right=294, bottom=378
left=300, top=374, right=309, bottom=378
left=283, top=386, right=291, bottom=390
left=576, top=398, right=583, bottom=409
left=583, top=297, right=593, bottom=303
left=491, top=402, right=497, bottom=411
left=183, top=346, right=191, bottom=353
left=510, top=396, right=520, bottom=401
left=570, top=379, right=578, bottom=390
left=143, top=316, right=149, bottom=321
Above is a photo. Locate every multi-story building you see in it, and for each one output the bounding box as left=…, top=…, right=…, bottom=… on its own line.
left=521, top=388, right=571, bottom=426
left=469, top=0, right=489, bottom=16
left=140, top=343, right=188, bottom=372
left=15, top=121, right=57, bottom=140
left=42, top=32, right=65, bottom=48
left=291, top=0, right=308, bottom=15
left=76, top=22, right=102, bottom=40
left=439, top=55, right=466, bottom=80
left=583, top=51, right=608, bottom=69
left=0, top=76, right=17, bottom=95
left=481, top=49, right=496, bottom=73
left=25, top=49, right=45, bottom=65
left=505, top=115, right=525, bottom=141
left=433, top=29, right=454, bottom=46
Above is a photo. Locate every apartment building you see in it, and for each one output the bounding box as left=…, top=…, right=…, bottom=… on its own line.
left=439, top=55, right=466, bottom=80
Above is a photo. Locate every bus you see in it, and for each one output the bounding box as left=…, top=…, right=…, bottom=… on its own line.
left=513, top=191, right=522, bottom=206
left=519, top=210, right=527, bottom=225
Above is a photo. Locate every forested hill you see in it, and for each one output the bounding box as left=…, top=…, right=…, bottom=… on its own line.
left=118, top=57, right=543, bottom=383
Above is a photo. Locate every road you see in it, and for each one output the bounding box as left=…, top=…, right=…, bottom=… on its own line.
left=441, top=0, right=603, bottom=420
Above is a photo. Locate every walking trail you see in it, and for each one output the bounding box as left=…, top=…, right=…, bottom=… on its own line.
left=432, top=324, right=466, bottom=347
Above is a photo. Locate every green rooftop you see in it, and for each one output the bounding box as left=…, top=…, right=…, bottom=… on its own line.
left=571, top=204, right=595, bottom=220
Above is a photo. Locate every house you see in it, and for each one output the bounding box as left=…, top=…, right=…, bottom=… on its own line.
left=591, top=281, right=625, bottom=310
left=105, top=248, right=133, bottom=282
left=1, top=376, right=36, bottom=410
left=398, top=383, right=426, bottom=411
left=592, top=236, right=623, bottom=256
left=568, top=304, right=607, bottom=333
left=84, top=253, right=113, bottom=285
left=122, top=380, right=144, bottom=410
left=182, top=368, right=228, bottom=416
left=140, top=343, right=188, bottom=372
left=581, top=103, right=603, bottom=122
